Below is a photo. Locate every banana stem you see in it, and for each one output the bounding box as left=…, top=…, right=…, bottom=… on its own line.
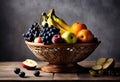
left=47, top=9, right=55, bottom=17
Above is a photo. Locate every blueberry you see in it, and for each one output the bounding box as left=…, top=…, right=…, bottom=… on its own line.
left=14, top=68, right=20, bottom=74
left=48, top=33, right=52, bottom=37
left=45, top=28, right=49, bottom=31
left=19, top=72, right=25, bottom=78
left=31, top=29, right=35, bottom=34
left=34, top=31, right=39, bottom=37
left=26, top=31, right=30, bottom=35
left=39, top=32, right=43, bottom=37
left=51, top=31, right=55, bottom=36
left=42, top=29, right=46, bottom=33
left=52, top=27, right=56, bottom=30
left=28, top=28, right=32, bottom=31
left=43, top=33, right=47, bottom=37
left=32, top=27, right=36, bottom=31
left=42, top=37, right=45, bottom=42
left=45, top=35, right=49, bottom=40
left=34, top=71, right=40, bottom=76
left=49, top=28, right=53, bottom=32
left=46, top=40, right=52, bottom=45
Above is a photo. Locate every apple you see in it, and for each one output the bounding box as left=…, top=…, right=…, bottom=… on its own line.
left=22, top=59, right=38, bottom=70
left=34, top=37, right=42, bottom=43
left=61, top=31, right=77, bottom=44
left=77, top=29, right=94, bottom=43
left=52, top=34, right=63, bottom=43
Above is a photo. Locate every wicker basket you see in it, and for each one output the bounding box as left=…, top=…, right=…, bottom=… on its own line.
left=25, top=41, right=101, bottom=72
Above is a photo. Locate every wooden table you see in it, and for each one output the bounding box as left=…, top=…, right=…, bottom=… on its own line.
left=0, top=61, right=120, bottom=82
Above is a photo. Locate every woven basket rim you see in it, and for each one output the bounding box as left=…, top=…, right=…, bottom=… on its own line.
left=25, top=41, right=101, bottom=48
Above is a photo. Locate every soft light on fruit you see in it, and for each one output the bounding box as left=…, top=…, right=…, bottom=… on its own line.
left=52, top=34, right=63, bottom=43
left=77, top=29, right=94, bottom=43
left=22, top=59, right=38, bottom=70
left=71, top=22, right=87, bottom=36
left=34, top=37, right=42, bottom=43
left=61, top=31, right=77, bottom=44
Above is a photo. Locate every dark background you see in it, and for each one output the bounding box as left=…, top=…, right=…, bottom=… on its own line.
left=0, top=0, right=120, bottom=61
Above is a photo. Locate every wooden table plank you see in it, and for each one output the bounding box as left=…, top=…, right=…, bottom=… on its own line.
left=54, top=73, right=79, bottom=80
left=0, top=62, right=53, bottom=81
left=53, top=61, right=94, bottom=80
left=0, top=61, right=120, bottom=81
left=78, top=73, right=120, bottom=80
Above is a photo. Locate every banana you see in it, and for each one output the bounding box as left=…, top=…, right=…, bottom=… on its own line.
left=52, top=10, right=71, bottom=31
left=47, top=9, right=54, bottom=18
left=55, top=22, right=67, bottom=34
left=47, top=15, right=56, bottom=27
left=41, top=12, right=48, bottom=26
left=40, top=9, right=68, bottom=34
left=47, top=14, right=66, bottom=34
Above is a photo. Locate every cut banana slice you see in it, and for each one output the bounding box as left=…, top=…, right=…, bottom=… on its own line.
left=103, top=58, right=115, bottom=70
left=92, top=64, right=102, bottom=70
left=96, top=57, right=107, bottom=65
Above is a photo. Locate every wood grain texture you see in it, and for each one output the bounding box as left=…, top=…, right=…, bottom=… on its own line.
left=0, top=62, right=53, bottom=81
left=54, top=73, right=79, bottom=80
left=0, top=61, right=120, bottom=81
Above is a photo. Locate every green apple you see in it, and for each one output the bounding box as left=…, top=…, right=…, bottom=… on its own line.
left=61, top=31, right=77, bottom=44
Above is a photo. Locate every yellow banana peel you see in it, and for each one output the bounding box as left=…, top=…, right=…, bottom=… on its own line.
left=52, top=14, right=71, bottom=31
left=41, top=12, right=48, bottom=26
left=47, top=15, right=66, bottom=34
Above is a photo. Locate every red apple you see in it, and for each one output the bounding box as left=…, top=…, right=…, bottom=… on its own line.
left=52, top=34, right=63, bottom=43
left=34, top=37, right=42, bottom=43
left=22, top=59, right=38, bottom=70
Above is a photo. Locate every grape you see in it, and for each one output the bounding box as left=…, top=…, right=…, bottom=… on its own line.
left=23, top=22, right=40, bottom=42
left=23, top=22, right=60, bottom=44
left=39, top=23, right=60, bottom=45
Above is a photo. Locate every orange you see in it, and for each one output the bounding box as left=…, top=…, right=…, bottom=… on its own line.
left=77, top=29, right=94, bottom=42
left=71, top=22, right=87, bottom=36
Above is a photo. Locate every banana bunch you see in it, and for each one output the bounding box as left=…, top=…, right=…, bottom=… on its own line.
left=41, top=9, right=71, bottom=34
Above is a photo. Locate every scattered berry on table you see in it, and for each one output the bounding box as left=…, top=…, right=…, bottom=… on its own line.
left=14, top=68, right=20, bottom=74
left=19, top=72, right=25, bottom=78
left=34, top=70, right=40, bottom=76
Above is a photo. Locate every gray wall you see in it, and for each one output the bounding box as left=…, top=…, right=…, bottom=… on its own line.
left=0, top=0, right=120, bottom=61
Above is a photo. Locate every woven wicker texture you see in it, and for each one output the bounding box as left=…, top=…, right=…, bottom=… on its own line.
left=25, top=41, right=101, bottom=65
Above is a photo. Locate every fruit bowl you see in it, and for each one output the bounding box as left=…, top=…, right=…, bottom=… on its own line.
left=25, top=40, right=101, bottom=73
